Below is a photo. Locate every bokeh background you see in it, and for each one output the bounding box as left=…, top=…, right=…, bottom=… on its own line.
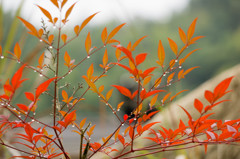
left=0, top=0, right=240, bottom=158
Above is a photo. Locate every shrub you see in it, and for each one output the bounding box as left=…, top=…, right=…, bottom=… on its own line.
left=0, top=0, right=239, bottom=158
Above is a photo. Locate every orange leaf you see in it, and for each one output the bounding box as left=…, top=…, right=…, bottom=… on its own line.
left=87, top=125, right=95, bottom=137
left=168, top=38, right=178, bottom=55
left=61, top=34, right=67, bottom=44
left=64, top=51, right=71, bottom=67
left=87, top=63, right=94, bottom=79
left=62, top=90, right=68, bottom=103
left=80, top=12, right=98, bottom=32
left=179, top=27, right=187, bottom=44
left=149, top=94, right=158, bottom=108
left=131, top=36, right=147, bottom=51
left=143, top=76, right=151, bottom=87
left=38, top=53, right=45, bottom=69
left=11, top=64, right=27, bottom=91
left=14, top=43, right=21, bottom=60
left=61, top=0, right=68, bottom=8
left=113, top=45, right=134, bottom=64
left=101, top=27, right=108, bottom=44
left=187, top=18, right=198, bottom=41
left=85, top=32, right=91, bottom=55
left=183, top=66, right=199, bottom=77
left=142, top=122, right=160, bottom=132
left=167, top=72, right=175, bottom=84
left=194, top=98, right=203, bottom=113
left=157, top=40, right=165, bottom=67
left=64, top=3, right=76, bottom=23
left=74, top=25, right=80, bottom=35
left=48, top=35, right=54, bottom=44
left=50, top=0, right=59, bottom=8
left=106, top=23, right=126, bottom=43
left=37, top=5, right=53, bottom=23
left=102, top=49, right=108, bottom=67
left=117, top=102, right=124, bottom=111
left=170, top=90, right=188, bottom=101
left=162, top=93, right=171, bottom=104
left=106, top=89, right=113, bottom=101
left=18, top=17, right=38, bottom=37
left=179, top=105, right=192, bottom=121
left=79, top=118, right=86, bottom=129
left=178, top=69, right=184, bottom=80
left=179, top=49, right=200, bottom=66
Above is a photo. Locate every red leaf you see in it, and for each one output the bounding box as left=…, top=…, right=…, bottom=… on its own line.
left=113, top=45, right=135, bottom=64
left=213, top=76, right=234, bottom=100
left=11, top=64, right=27, bottom=91
left=25, top=92, right=35, bottom=101
left=135, top=53, right=147, bottom=66
left=142, top=122, right=160, bottom=132
left=143, top=90, right=166, bottom=99
left=17, top=104, right=29, bottom=112
left=112, top=85, right=132, bottom=99
left=35, top=77, right=57, bottom=99
left=123, top=114, right=128, bottom=121
left=141, top=67, right=157, bottom=79
left=194, top=99, right=203, bottom=114
left=205, top=90, right=214, bottom=104
left=179, top=105, right=192, bottom=121
left=118, top=135, right=125, bottom=146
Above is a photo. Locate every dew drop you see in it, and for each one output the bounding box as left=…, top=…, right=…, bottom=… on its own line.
left=53, top=26, right=56, bottom=29
left=163, top=73, right=166, bottom=76
left=1, top=103, right=4, bottom=106
left=49, top=46, right=53, bottom=49
left=31, top=119, right=35, bottom=122
left=33, top=112, right=36, bottom=115
left=87, top=56, right=90, bottom=59
left=39, top=74, right=43, bottom=77
left=18, top=115, right=21, bottom=118
left=175, top=60, right=178, bottom=62
left=34, top=70, right=37, bottom=72
left=72, top=125, right=75, bottom=128
left=39, top=39, right=43, bottom=42
left=134, top=118, right=136, bottom=120
left=13, top=108, right=16, bottom=110
left=89, top=138, right=91, bottom=140
left=98, top=95, right=100, bottom=98
left=0, top=56, right=4, bottom=59
left=62, top=77, right=65, bottom=79
left=17, top=60, right=20, bottom=64
left=121, top=123, right=124, bottom=126
left=106, top=103, right=108, bottom=105
left=117, top=109, right=120, bottom=111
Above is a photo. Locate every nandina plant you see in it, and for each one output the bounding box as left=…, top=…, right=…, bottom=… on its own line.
left=0, top=0, right=240, bottom=158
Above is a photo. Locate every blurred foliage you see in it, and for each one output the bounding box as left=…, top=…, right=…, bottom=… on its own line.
left=1, top=0, right=240, bottom=116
